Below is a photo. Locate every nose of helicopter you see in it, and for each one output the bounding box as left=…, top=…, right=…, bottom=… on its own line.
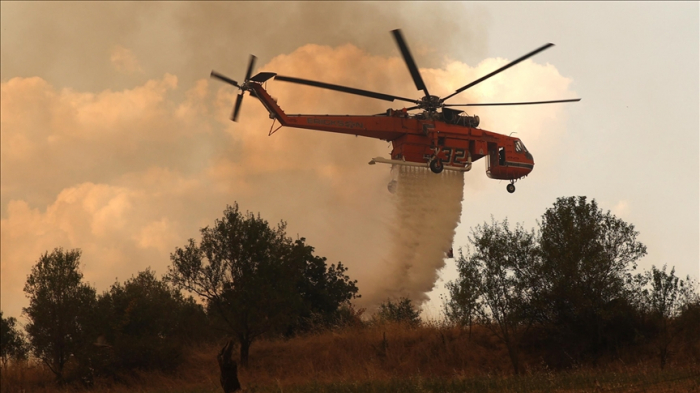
left=525, top=151, right=534, bottom=174
left=516, top=154, right=534, bottom=179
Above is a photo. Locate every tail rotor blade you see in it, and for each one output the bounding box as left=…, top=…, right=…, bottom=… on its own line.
left=232, top=93, right=244, bottom=122
left=212, top=54, right=257, bottom=122
left=244, top=55, right=257, bottom=81
left=391, top=29, right=429, bottom=97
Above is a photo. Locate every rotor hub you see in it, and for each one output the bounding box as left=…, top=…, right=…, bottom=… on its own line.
left=421, top=95, right=442, bottom=111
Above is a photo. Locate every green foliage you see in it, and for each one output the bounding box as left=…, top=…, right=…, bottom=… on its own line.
left=633, top=265, right=699, bottom=368
left=288, top=239, right=360, bottom=333
left=23, top=248, right=97, bottom=381
left=377, top=297, right=421, bottom=327
left=1, top=311, right=28, bottom=365
left=335, top=303, right=366, bottom=329
left=446, top=218, right=538, bottom=374
left=95, top=268, right=209, bottom=373
left=167, top=203, right=358, bottom=366
left=636, top=265, right=697, bottom=320
left=444, top=249, right=480, bottom=332
left=443, top=197, right=676, bottom=370
left=534, top=196, right=648, bottom=360
left=676, top=299, right=700, bottom=359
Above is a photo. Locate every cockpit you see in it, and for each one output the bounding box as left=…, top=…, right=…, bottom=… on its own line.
left=514, top=139, right=533, bottom=160
left=485, top=137, right=535, bottom=181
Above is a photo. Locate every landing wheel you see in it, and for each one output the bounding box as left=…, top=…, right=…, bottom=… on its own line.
left=506, top=183, right=516, bottom=193
left=429, top=159, right=444, bottom=174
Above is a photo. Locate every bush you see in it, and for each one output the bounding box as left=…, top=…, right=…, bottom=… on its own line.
left=376, top=297, right=421, bottom=327
left=1, top=311, right=28, bottom=365
left=95, top=268, right=209, bottom=374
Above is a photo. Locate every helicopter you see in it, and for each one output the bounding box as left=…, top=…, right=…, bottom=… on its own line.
left=210, top=29, right=580, bottom=193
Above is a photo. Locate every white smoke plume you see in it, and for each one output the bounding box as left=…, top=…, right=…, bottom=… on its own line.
left=1, top=37, right=575, bottom=320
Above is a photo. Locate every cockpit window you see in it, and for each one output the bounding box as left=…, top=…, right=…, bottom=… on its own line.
left=514, top=139, right=528, bottom=153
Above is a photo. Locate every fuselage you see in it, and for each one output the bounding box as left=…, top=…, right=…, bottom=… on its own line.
left=249, top=83, right=534, bottom=181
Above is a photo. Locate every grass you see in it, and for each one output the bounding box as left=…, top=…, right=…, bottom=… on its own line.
left=256, top=370, right=700, bottom=393
left=2, top=323, right=699, bottom=392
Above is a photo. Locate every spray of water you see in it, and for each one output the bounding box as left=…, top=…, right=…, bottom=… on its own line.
left=371, top=165, right=464, bottom=308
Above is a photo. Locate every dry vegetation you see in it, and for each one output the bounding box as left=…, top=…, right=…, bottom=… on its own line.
left=3, top=322, right=699, bottom=393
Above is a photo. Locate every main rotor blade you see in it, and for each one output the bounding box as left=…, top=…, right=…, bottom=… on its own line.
left=274, top=75, right=420, bottom=104
left=244, top=55, right=257, bottom=81
left=391, top=29, right=429, bottom=97
left=442, top=43, right=555, bottom=102
left=444, top=98, right=581, bottom=107
left=210, top=71, right=240, bottom=88
left=232, top=93, right=244, bottom=122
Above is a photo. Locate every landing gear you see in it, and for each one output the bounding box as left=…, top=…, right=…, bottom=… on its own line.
left=506, top=183, right=516, bottom=193
left=429, top=158, right=444, bottom=174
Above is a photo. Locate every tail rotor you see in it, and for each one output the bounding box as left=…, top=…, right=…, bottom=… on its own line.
left=210, top=54, right=257, bottom=122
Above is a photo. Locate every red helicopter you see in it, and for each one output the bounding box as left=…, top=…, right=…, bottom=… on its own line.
left=211, top=29, right=580, bottom=193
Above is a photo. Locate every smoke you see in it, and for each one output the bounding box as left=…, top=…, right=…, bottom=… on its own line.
left=1, top=4, right=578, bottom=321
left=1, top=2, right=489, bottom=93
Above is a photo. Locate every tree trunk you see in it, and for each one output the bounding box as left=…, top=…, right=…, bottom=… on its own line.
left=217, top=340, right=241, bottom=393
left=43, top=356, right=63, bottom=384
left=239, top=336, right=251, bottom=368
left=504, top=337, right=520, bottom=375
left=659, top=331, right=670, bottom=370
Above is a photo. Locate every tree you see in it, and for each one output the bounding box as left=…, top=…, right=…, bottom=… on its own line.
left=1, top=311, right=28, bottom=366
left=376, top=297, right=421, bottom=327
left=444, top=249, right=481, bottom=336
left=23, top=248, right=97, bottom=382
left=167, top=203, right=358, bottom=366
left=676, top=299, right=700, bottom=362
left=286, top=238, right=360, bottom=333
left=635, top=265, right=699, bottom=368
left=535, top=196, right=647, bottom=359
left=96, top=268, right=208, bottom=372
left=448, top=218, right=538, bottom=375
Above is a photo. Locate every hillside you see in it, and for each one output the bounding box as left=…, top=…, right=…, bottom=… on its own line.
left=3, top=322, right=699, bottom=392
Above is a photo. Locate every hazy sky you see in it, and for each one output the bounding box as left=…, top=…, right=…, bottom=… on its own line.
left=2, top=2, right=698, bottom=321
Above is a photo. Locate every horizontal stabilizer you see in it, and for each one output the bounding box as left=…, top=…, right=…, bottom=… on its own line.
left=250, top=72, right=277, bottom=83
